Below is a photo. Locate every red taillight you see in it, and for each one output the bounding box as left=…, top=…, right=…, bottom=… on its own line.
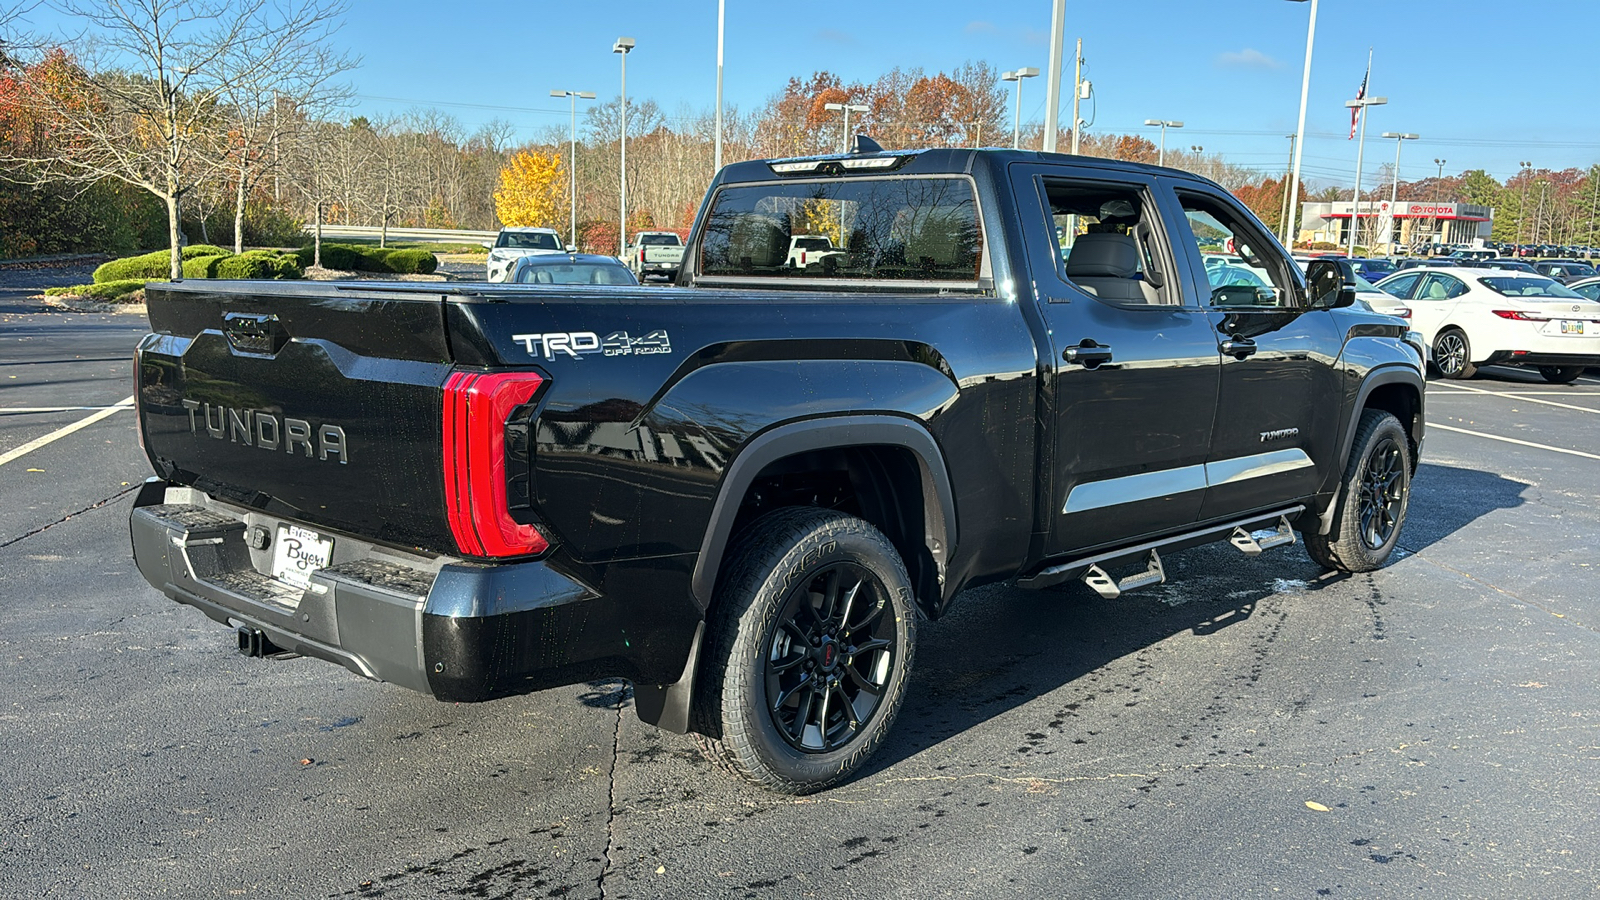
left=1392, top=307, right=1412, bottom=319
left=443, top=371, right=548, bottom=558
left=1492, top=310, right=1547, bottom=321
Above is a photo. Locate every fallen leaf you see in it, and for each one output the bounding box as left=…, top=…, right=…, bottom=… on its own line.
left=1305, top=801, right=1330, bottom=812
left=300, top=758, right=313, bottom=766
left=655, top=865, right=666, bottom=875
left=26, top=468, right=44, bottom=472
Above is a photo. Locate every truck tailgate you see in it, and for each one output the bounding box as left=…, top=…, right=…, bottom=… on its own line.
left=137, top=282, right=459, bottom=552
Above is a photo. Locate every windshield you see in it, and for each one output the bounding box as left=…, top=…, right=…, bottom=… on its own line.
left=1477, top=276, right=1583, bottom=299
left=496, top=232, right=562, bottom=251
left=639, top=234, right=681, bottom=246
left=513, top=261, right=636, bottom=285
left=699, top=176, right=983, bottom=283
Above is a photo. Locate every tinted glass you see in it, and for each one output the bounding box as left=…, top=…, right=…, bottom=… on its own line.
left=514, top=262, right=637, bottom=285
left=1379, top=272, right=1421, bottom=298
left=497, top=232, right=562, bottom=251
left=639, top=234, right=680, bottom=246
left=1573, top=282, right=1600, bottom=301
left=1477, top=276, right=1582, bottom=298
left=699, top=177, right=982, bottom=282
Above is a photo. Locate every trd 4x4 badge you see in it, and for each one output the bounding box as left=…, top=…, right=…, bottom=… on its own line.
left=602, top=330, right=671, bottom=357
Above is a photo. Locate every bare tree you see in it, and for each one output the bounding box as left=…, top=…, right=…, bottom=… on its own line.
left=3, top=0, right=349, bottom=278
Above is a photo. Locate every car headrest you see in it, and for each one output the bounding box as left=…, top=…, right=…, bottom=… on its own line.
left=1066, top=232, right=1140, bottom=279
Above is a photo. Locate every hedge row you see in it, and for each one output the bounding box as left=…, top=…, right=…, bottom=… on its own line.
left=294, top=243, right=437, bottom=275
left=44, top=279, right=148, bottom=301
left=93, top=247, right=303, bottom=283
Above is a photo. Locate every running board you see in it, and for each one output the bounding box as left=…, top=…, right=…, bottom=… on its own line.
left=1229, top=515, right=1297, bottom=556
left=1082, top=549, right=1165, bottom=599
left=1017, top=504, right=1306, bottom=591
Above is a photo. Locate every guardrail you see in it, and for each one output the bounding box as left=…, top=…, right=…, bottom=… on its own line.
left=304, top=224, right=499, bottom=243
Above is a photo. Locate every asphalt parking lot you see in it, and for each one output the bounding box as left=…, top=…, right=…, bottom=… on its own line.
left=3, top=267, right=1599, bottom=898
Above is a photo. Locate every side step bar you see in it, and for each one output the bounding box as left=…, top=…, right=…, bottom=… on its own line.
left=1017, top=505, right=1306, bottom=593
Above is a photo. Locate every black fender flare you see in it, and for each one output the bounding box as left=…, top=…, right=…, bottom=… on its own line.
left=1315, top=364, right=1425, bottom=535
left=635, top=415, right=957, bottom=734
left=689, top=414, right=958, bottom=607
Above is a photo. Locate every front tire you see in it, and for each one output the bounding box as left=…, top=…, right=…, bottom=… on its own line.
left=1538, top=365, right=1584, bottom=384
left=1433, top=328, right=1477, bottom=379
left=1304, top=409, right=1412, bottom=573
left=692, top=508, right=916, bottom=794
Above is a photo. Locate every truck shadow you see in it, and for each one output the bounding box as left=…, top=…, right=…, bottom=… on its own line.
left=859, top=460, right=1528, bottom=776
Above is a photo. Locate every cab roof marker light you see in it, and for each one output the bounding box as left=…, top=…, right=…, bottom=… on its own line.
left=769, top=160, right=823, bottom=174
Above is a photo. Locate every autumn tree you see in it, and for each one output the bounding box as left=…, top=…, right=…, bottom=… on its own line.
left=493, top=150, right=563, bottom=229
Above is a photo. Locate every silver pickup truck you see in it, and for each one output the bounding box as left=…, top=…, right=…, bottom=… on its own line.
left=627, top=231, right=686, bottom=280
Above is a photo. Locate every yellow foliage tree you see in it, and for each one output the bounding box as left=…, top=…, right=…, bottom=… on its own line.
left=493, top=151, right=564, bottom=228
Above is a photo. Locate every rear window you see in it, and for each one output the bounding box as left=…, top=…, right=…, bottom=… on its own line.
left=698, top=177, right=983, bottom=283
left=1477, top=276, right=1582, bottom=298
left=514, top=262, right=635, bottom=285
left=497, top=231, right=562, bottom=251
left=639, top=234, right=681, bottom=246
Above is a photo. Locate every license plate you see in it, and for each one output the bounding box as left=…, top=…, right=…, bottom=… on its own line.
left=1560, top=320, right=1585, bottom=334
left=271, top=524, right=333, bottom=589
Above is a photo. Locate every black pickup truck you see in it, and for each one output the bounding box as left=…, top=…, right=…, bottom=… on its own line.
left=130, top=145, right=1425, bottom=793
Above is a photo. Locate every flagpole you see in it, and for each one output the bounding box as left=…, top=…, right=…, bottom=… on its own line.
left=1347, top=48, right=1375, bottom=259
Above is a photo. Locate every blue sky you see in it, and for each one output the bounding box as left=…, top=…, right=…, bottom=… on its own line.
left=24, top=0, right=1600, bottom=186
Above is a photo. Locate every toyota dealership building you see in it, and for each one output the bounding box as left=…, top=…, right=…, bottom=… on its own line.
left=1297, top=200, right=1494, bottom=251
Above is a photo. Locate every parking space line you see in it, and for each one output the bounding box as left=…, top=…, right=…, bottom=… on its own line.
left=0, top=395, right=134, bottom=468
left=1, top=406, right=137, bottom=414
left=1427, top=382, right=1600, bottom=415
left=1430, top=423, right=1600, bottom=461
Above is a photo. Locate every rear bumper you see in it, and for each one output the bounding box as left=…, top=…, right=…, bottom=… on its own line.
left=129, top=479, right=700, bottom=703
left=1481, top=351, right=1600, bottom=368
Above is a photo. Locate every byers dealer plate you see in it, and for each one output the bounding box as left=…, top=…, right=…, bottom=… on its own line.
left=272, top=524, right=333, bottom=589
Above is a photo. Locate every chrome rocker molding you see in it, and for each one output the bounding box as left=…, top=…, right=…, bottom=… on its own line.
left=1063, top=449, right=1314, bottom=514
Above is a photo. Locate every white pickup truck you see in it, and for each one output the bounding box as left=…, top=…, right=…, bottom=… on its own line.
left=627, top=231, right=686, bottom=280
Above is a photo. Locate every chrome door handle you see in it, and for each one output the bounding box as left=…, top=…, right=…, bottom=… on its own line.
left=1063, top=343, right=1113, bottom=367
left=1220, top=338, right=1257, bottom=359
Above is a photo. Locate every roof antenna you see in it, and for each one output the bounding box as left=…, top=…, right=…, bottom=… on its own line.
left=851, top=134, right=884, bottom=154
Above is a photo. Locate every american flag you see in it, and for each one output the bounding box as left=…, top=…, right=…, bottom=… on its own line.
left=1349, top=64, right=1369, bottom=139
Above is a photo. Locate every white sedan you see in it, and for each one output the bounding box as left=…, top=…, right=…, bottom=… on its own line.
left=1373, top=266, right=1600, bottom=383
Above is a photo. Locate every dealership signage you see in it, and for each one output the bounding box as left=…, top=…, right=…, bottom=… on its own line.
left=1404, top=203, right=1457, bottom=217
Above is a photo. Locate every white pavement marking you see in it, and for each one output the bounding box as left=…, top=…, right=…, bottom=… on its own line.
left=0, top=406, right=136, bottom=413
left=1427, top=382, right=1600, bottom=415
left=1427, top=390, right=1600, bottom=398
left=1430, top=423, right=1600, bottom=462
left=0, top=395, right=134, bottom=468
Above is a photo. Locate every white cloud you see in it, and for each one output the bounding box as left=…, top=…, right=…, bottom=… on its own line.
left=1216, top=48, right=1283, bottom=70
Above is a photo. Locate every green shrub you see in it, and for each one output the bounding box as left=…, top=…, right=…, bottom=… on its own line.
left=383, top=248, right=437, bottom=274
left=182, top=243, right=230, bottom=259
left=94, top=249, right=174, bottom=282
left=272, top=254, right=304, bottom=279
left=182, top=254, right=228, bottom=278
left=44, top=279, right=147, bottom=301
left=214, top=253, right=278, bottom=279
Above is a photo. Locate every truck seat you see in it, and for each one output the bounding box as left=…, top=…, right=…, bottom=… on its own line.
left=1065, top=233, right=1158, bottom=303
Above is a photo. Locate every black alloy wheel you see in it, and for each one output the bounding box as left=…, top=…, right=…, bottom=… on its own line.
left=765, top=563, right=897, bottom=753
left=1358, top=435, right=1406, bottom=550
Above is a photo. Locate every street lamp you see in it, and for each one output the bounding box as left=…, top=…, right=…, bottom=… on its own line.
left=1380, top=132, right=1418, bottom=256
left=1344, top=94, right=1387, bottom=259
left=823, top=102, right=869, bottom=154
left=1518, top=160, right=1532, bottom=245
left=1434, top=158, right=1449, bottom=249
left=1143, top=119, right=1183, bottom=167
left=1001, top=68, right=1039, bottom=149
left=613, top=36, right=635, bottom=257
left=1283, top=0, right=1318, bottom=248
left=551, top=89, right=596, bottom=251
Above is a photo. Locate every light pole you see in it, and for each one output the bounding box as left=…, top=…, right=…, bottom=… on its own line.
left=714, top=0, right=724, bottom=173
left=823, top=101, right=868, bottom=153
left=1043, top=0, right=1066, bottom=152
left=1001, top=68, right=1039, bottom=149
left=1344, top=95, right=1387, bottom=258
left=551, top=89, right=596, bottom=251
left=1518, top=160, right=1532, bottom=246
left=1283, top=0, right=1318, bottom=248
left=1381, top=132, right=1417, bottom=256
left=1143, top=119, right=1183, bottom=167
left=1279, top=134, right=1298, bottom=243
left=1433, top=157, right=1447, bottom=249
left=613, top=36, right=635, bottom=257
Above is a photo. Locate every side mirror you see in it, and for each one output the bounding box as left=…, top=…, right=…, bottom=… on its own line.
left=481, top=241, right=495, bottom=249
left=1306, top=258, right=1359, bottom=309
left=565, top=244, right=576, bottom=253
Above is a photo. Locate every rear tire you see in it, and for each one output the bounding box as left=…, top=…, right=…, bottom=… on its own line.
left=692, top=507, right=916, bottom=794
left=1433, top=328, right=1477, bottom=379
left=1304, top=409, right=1412, bottom=573
left=1538, top=365, right=1584, bottom=384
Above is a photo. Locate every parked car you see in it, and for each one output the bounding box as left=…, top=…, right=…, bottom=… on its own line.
left=1374, top=266, right=1600, bottom=382
left=129, top=147, right=1424, bottom=793
left=508, top=252, right=639, bottom=286
left=485, top=227, right=567, bottom=282
left=1352, top=258, right=1398, bottom=281
left=1533, top=260, right=1598, bottom=284
left=626, top=231, right=687, bottom=280
left=1394, top=257, right=1456, bottom=271
left=1567, top=276, right=1600, bottom=302
left=1446, top=248, right=1497, bottom=261
left=1467, top=259, right=1538, bottom=274
left=785, top=234, right=847, bottom=270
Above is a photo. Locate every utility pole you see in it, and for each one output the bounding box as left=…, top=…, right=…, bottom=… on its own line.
left=1070, top=39, right=1084, bottom=156
left=1381, top=132, right=1417, bottom=255
left=1279, top=134, right=1296, bottom=244
left=713, top=0, right=724, bottom=174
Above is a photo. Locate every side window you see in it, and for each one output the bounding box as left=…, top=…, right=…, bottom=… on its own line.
left=1415, top=274, right=1452, bottom=301
left=1380, top=272, right=1421, bottom=299
left=1442, top=275, right=1468, bottom=298
left=1175, top=193, right=1295, bottom=308
left=1043, top=178, right=1175, bottom=306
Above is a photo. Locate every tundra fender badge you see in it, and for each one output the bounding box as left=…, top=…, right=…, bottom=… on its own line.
left=1259, top=427, right=1300, bottom=443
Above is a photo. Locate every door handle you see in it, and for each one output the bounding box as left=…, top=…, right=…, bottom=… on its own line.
left=1063, top=342, right=1113, bottom=367
left=1220, top=337, right=1257, bottom=359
